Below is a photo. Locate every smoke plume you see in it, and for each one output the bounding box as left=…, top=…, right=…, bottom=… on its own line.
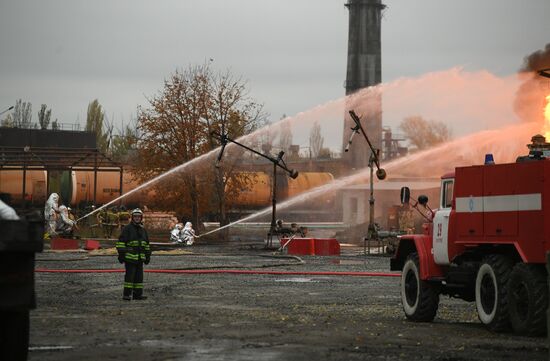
left=519, top=43, right=550, bottom=72
left=514, top=43, right=550, bottom=124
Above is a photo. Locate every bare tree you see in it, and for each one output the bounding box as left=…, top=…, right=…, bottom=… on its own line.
left=399, top=116, right=451, bottom=150
left=110, top=114, right=139, bottom=162
left=309, top=120, right=324, bottom=158
left=38, top=104, right=52, bottom=130
left=278, top=121, right=293, bottom=154
left=202, top=68, right=265, bottom=237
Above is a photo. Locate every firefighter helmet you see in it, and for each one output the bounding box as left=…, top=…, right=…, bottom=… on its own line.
left=131, top=208, right=144, bottom=216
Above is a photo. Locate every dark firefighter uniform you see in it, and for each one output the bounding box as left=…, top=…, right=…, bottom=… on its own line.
left=116, top=208, right=151, bottom=300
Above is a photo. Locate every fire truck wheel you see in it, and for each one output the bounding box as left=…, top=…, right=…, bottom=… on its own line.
left=401, top=252, right=439, bottom=322
left=475, top=255, right=513, bottom=332
left=508, top=263, right=548, bottom=336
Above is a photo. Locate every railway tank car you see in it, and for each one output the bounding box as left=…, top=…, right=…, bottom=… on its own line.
left=0, top=170, right=334, bottom=210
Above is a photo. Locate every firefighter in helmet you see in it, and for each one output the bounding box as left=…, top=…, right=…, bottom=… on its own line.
left=116, top=208, right=151, bottom=300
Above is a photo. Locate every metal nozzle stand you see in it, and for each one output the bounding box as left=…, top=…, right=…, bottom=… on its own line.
left=346, top=110, right=386, bottom=249
left=211, top=130, right=299, bottom=249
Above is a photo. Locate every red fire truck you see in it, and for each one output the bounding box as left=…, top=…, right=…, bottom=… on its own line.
left=391, top=136, right=550, bottom=336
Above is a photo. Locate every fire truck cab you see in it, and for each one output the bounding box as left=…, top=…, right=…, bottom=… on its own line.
left=391, top=138, right=550, bottom=336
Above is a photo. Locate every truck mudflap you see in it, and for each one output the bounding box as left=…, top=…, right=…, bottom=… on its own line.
left=390, top=235, right=444, bottom=280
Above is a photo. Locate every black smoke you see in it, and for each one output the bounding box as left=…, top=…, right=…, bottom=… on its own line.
left=514, top=43, right=550, bottom=124
left=520, top=43, right=550, bottom=72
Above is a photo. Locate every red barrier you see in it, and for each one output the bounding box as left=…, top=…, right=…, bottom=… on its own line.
left=314, top=238, right=340, bottom=256
left=83, top=240, right=101, bottom=250
left=281, top=238, right=340, bottom=256
left=280, top=238, right=315, bottom=255
left=50, top=238, right=79, bottom=250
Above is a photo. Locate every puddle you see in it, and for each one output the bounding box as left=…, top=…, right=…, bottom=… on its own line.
left=330, top=259, right=365, bottom=265
left=29, top=345, right=74, bottom=352
left=274, top=277, right=319, bottom=283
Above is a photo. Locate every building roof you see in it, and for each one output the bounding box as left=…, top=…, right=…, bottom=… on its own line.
left=0, top=127, right=96, bottom=148
left=0, top=146, right=122, bottom=171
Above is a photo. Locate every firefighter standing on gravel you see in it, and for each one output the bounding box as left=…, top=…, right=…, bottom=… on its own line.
left=116, top=208, right=151, bottom=300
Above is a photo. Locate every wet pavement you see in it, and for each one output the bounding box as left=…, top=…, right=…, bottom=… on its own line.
left=29, top=243, right=548, bottom=360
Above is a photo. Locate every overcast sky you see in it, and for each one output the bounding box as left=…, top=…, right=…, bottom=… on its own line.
left=0, top=0, right=549, bottom=134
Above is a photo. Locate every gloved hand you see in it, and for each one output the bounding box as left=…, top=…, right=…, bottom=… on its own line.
left=144, top=256, right=150, bottom=265
left=118, top=254, right=124, bottom=264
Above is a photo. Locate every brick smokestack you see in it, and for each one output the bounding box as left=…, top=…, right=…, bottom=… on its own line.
left=342, top=0, right=385, bottom=170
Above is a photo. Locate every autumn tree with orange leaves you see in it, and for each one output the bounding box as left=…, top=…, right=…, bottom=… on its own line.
left=134, top=64, right=265, bottom=234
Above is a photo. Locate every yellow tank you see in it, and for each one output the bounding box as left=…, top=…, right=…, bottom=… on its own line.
left=230, top=172, right=334, bottom=208
left=1, top=169, right=334, bottom=209
left=74, top=171, right=152, bottom=205
left=287, top=172, right=334, bottom=198
left=229, top=172, right=272, bottom=207
left=0, top=170, right=48, bottom=205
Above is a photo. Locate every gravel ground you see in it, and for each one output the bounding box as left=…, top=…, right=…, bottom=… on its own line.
left=29, top=242, right=548, bottom=361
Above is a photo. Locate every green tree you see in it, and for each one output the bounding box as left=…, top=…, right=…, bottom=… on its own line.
left=86, top=99, right=109, bottom=153
left=399, top=116, right=451, bottom=150
left=13, top=99, right=32, bottom=128
left=38, top=104, right=52, bottom=129
left=1, top=113, right=14, bottom=127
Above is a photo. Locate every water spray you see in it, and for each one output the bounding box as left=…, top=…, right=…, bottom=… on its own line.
left=211, top=130, right=299, bottom=248
left=75, top=147, right=221, bottom=222
left=73, top=69, right=523, bottom=230
left=202, top=123, right=538, bottom=240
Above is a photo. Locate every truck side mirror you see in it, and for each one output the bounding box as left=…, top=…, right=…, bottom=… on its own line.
left=400, top=187, right=410, bottom=204
left=418, top=195, right=429, bottom=206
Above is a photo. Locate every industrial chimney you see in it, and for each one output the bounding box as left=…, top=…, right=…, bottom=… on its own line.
left=342, top=0, right=385, bottom=169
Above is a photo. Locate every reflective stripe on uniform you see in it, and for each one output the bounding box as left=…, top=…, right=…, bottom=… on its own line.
left=133, top=283, right=143, bottom=289
left=124, top=282, right=134, bottom=288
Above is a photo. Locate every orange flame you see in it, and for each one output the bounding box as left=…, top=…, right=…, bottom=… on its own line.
left=546, top=95, right=550, bottom=139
